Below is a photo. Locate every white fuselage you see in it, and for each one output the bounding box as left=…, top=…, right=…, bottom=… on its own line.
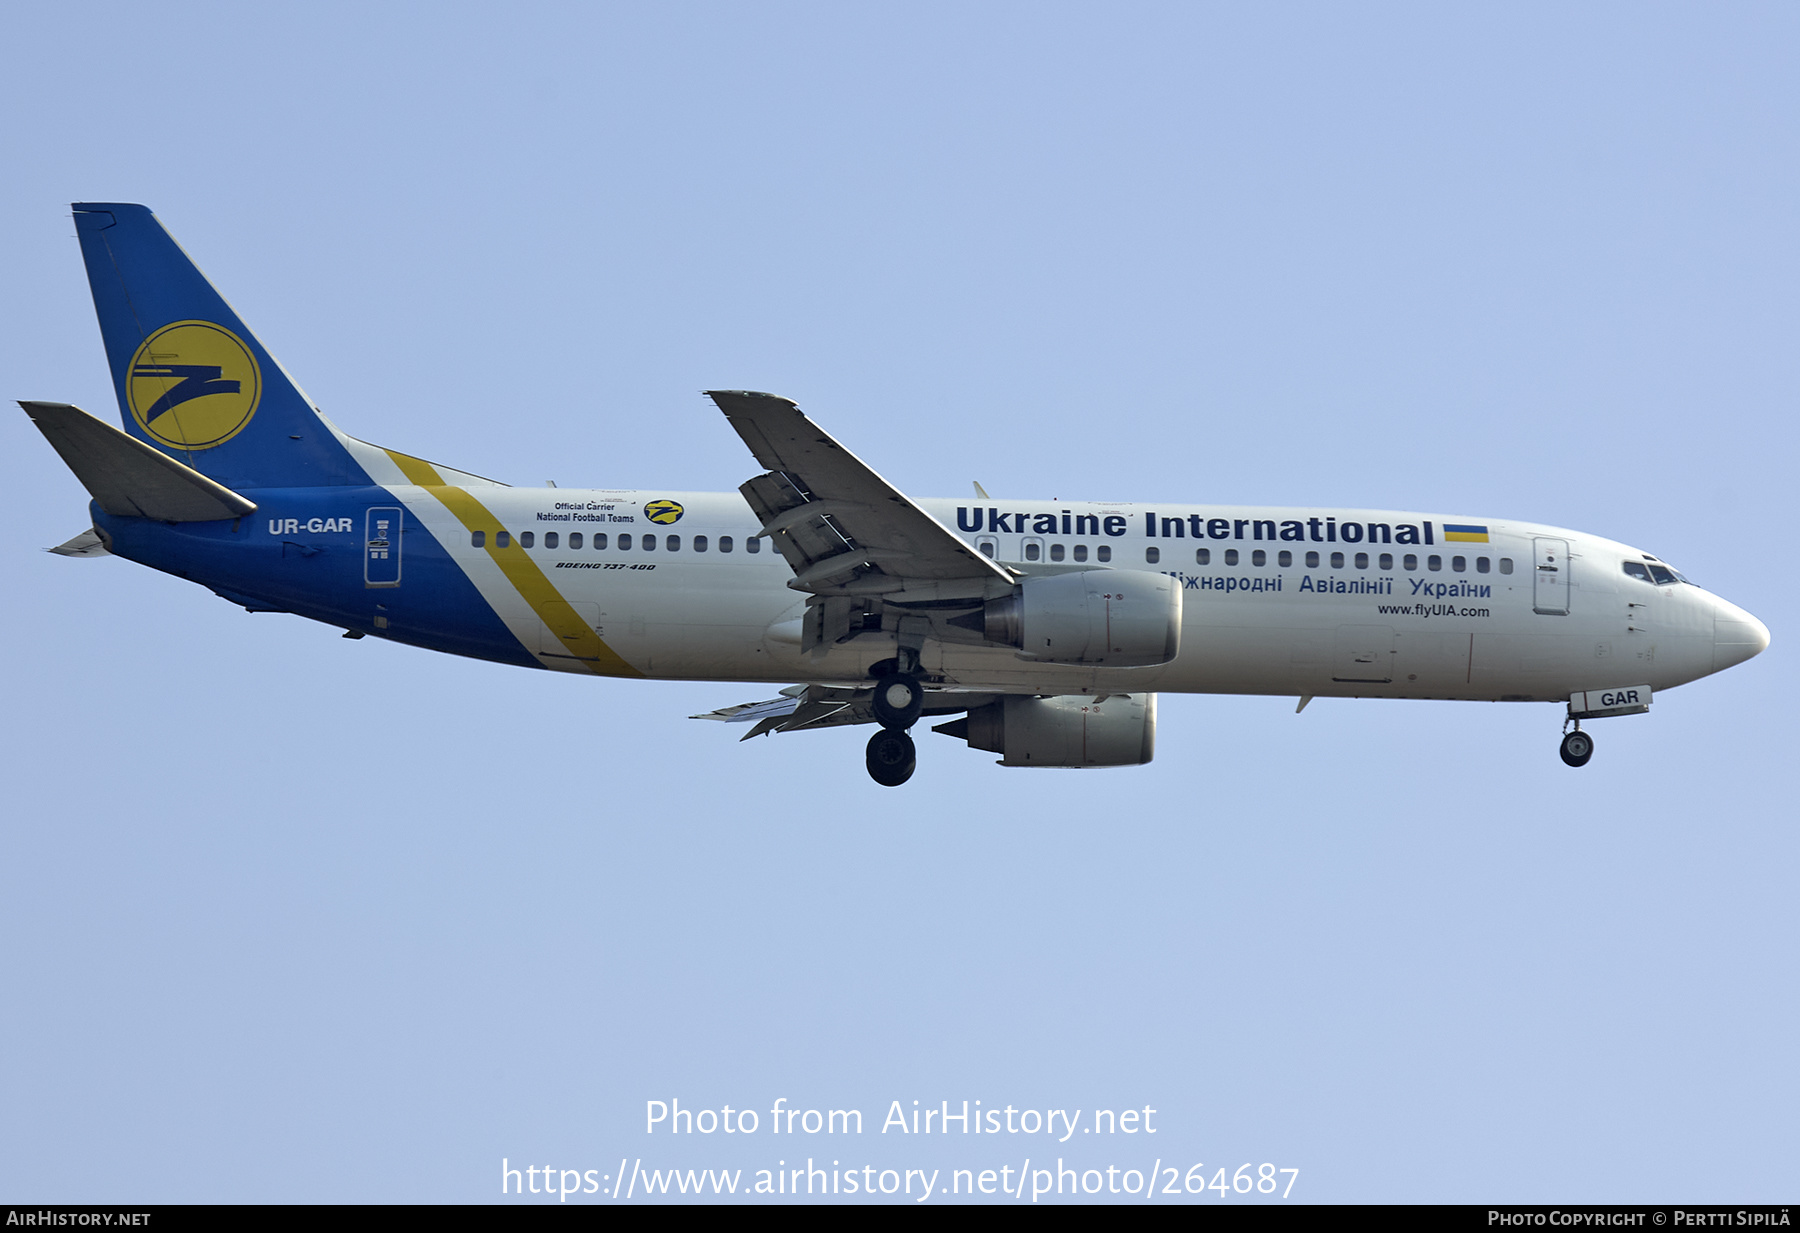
left=388, top=483, right=1762, bottom=704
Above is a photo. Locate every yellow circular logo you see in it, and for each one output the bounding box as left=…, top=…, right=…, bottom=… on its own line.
left=126, top=321, right=262, bottom=450
left=645, top=499, right=684, bottom=525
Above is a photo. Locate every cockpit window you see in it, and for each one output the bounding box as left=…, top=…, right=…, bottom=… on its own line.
left=1622, top=561, right=1651, bottom=582
left=1626, top=559, right=1688, bottom=585
left=1647, top=563, right=1679, bottom=585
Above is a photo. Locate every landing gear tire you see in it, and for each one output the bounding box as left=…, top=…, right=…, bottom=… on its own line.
left=1560, top=729, right=1594, bottom=768
left=866, top=728, right=917, bottom=787
left=871, top=672, right=924, bottom=730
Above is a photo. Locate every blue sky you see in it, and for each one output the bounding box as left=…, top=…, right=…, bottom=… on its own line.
left=2, top=1, right=1794, bottom=1203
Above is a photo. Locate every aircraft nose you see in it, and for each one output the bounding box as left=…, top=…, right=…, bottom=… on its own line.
left=1713, top=595, right=1771, bottom=673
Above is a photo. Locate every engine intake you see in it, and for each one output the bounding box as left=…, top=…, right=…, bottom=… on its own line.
left=978, top=569, right=1180, bottom=667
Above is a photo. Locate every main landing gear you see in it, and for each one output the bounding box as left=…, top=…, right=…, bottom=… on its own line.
left=866, top=728, right=917, bottom=787
left=1559, top=724, right=1594, bottom=768
left=864, top=659, right=925, bottom=787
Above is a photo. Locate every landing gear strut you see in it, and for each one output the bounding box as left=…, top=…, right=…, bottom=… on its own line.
left=1560, top=725, right=1594, bottom=768
left=866, top=728, right=916, bottom=787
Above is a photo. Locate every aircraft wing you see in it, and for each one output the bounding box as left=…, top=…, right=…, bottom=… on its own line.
left=692, top=685, right=1004, bottom=740
left=707, top=390, right=1012, bottom=596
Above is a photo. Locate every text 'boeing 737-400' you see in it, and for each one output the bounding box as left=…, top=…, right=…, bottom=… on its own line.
left=23, top=204, right=1771, bottom=785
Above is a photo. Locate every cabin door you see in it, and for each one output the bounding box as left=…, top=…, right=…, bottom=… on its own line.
left=1533, top=537, right=1570, bottom=615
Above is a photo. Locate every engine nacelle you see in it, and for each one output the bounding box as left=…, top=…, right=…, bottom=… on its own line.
left=943, top=694, right=1157, bottom=767
left=980, top=569, right=1181, bottom=667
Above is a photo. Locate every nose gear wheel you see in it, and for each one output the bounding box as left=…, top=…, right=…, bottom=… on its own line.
left=1560, top=728, right=1594, bottom=768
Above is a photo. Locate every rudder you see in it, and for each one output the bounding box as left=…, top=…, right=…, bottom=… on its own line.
left=73, top=203, right=369, bottom=490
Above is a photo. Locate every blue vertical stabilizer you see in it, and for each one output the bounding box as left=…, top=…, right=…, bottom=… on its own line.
left=72, top=203, right=369, bottom=490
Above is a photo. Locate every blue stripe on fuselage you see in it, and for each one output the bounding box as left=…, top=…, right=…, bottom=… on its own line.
left=92, top=486, right=538, bottom=668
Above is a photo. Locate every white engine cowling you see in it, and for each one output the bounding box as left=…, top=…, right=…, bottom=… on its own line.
left=950, top=694, right=1157, bottom=767
left=981, top=569, right=1181, bottom=667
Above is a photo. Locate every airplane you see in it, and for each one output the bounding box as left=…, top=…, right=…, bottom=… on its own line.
left=23, top=203, right=1771, bottom=786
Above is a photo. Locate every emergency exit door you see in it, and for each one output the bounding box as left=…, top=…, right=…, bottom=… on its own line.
left=1533, top=537, right=1569, bottom=615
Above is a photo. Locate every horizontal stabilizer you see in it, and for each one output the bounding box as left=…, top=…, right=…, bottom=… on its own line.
left=49, top=529, right=110, bottom=557
left=21, top=401, right=257, bottom=522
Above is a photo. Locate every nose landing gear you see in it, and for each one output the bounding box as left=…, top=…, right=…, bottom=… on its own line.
left=1559, top=724, right=1594, bottom=768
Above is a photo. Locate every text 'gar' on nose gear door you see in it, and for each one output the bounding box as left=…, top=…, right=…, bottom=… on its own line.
left=364, top=506, right=402, bottom=587
left=1532, top=537, right=1569, bottom=615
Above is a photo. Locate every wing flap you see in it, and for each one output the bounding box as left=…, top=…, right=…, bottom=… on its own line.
left=695, top=685, right=1006, bottom=739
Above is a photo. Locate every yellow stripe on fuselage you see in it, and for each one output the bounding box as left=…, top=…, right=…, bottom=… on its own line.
left=384, top=450, right=643, bottom=678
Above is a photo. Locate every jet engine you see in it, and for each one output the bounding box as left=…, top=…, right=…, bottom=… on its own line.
left=935, top=694, right=1157, bottom=767
left=964, top=569, right=1181, bottom=667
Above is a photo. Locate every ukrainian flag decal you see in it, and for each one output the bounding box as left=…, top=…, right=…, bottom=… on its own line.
left=1443, top=523, right=1490, bottom=543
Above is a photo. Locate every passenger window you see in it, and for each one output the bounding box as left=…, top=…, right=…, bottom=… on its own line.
left=1073, top=544, right=1088, bottom=562
left=1403, top=554, right=1417, bottom=571
left=470, top=530, right=485, bottom=548
left=496, top=531, right=510, bottom=548
left=1428, top=555, right=1442, bottom=572
left=642, top=534, right=656, bottom=551
left=1195, top=548, right=1210, bottom=565
left=1648, top=564, right=1678, bottom=585
left=595, top=533, right=607, bottom=549
left=1050, top=543, right=1064, bottom=562
left=1354, top=552, right=1368, bottom=569
left=1252, top=549, right=1266, bottom=567
left=1476, top=556, right=1490, bottom=574
left=1145, top=546, right=1160, bottom=564
left=545, top=532, right=558, bottom=549
left=1025, top=542, right=1041, bottom=561
left=1330, top=551, right=1345, bottom=568
left=746, top=537, right=761, bottom=554
left=618, top=533, right=631, bottom=550
left=1278, top=550, right=1292, bottom=567
left=1499, top=557, right=1513, bottom=574
left=1096, top=545, right=1111, bottom=562
left=667, top=535, right=680, bottom=551
left=1452, top=555, right=1466, bottom=572
left=693, top=535, right=707, bottom=552
left=1305, top=551, right=1320, bottom=568
left=569, top=532, right=582, bottom=549
left=520, top=531, right=535, bottom=549
left=1379, top=553, right=1393, bottom=570
left=719, top=536, right=733, bottom=553
left=1225, top=549, right=1239, bottom=566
